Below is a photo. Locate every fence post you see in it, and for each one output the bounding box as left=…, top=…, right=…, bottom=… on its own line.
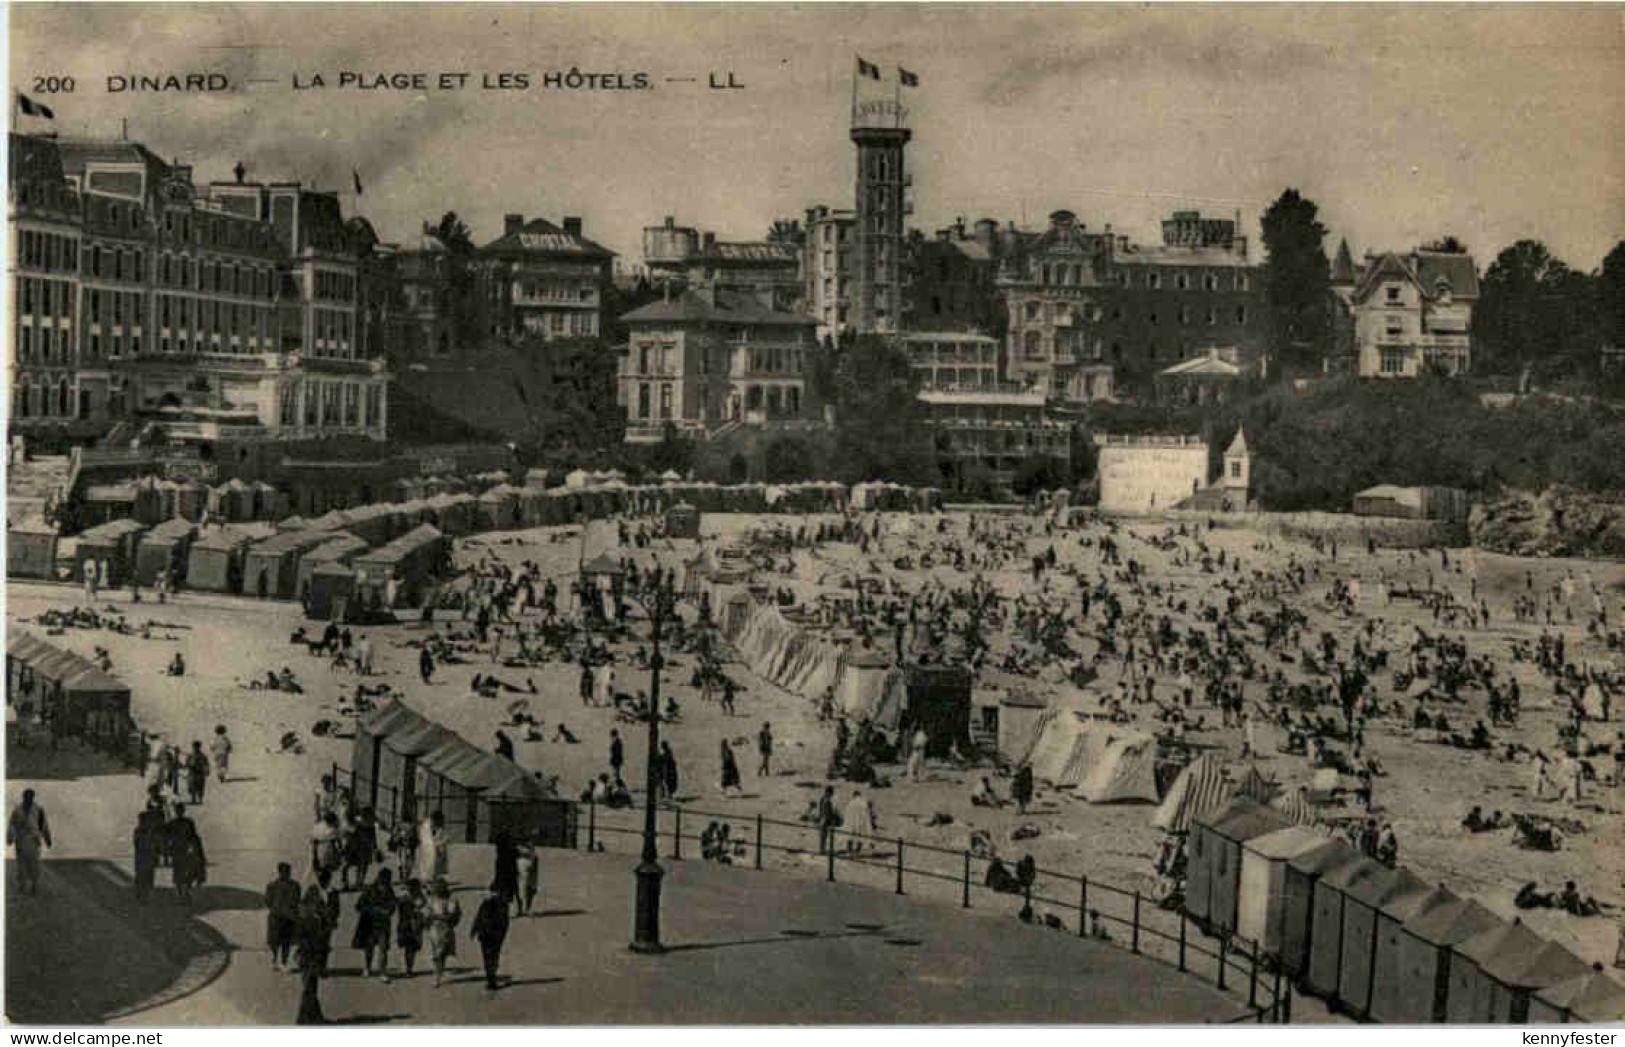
left=587, top=797, right=596, bottom=851
left=1283, top=982, right=1293, bottom=1024
left=1248, top=939, right=1259, bottom=1009
left=755, top=813, right=763, bottom=870
left=962, top=851, right=971, bottom=908
left=1217, top=936, right=1227, bottom=991
left=1179, top=911, right=1188, bottom=971
left=827, top=834, right=836, bottom=882
left=673, top=805, right=682, bottom=860
left=1271, top=963, right=1283, bottom=1023
left=1078, top=878, right=1088, bottom=938
left=895, top=838, right=904, bottom=895
left=1131, top=891, right=1141, bottom=954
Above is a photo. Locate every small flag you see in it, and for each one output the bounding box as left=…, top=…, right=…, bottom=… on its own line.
left=17, top=93, right=54, bottom=120
left=899, top=67, right=919, bottom=88
left=856, top=56, right=881, bottom=81
left=352, top=169, right=364, bottom=196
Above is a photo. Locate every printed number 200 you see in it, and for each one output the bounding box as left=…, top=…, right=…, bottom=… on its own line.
left=33, top=76, right=75, bottom=93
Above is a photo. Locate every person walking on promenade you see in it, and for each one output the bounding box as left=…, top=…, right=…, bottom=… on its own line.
left=265, top=861, right=301, bottom=970
left=169, top=805, right=207, bottom=904
left=420, top=646, right=436, bottom=685
left=471, top=888, right=511, bottom=991
left=425, top=878, right=462, bottom=988
left=8, top=789, right=52, bottom=896
left=516, top=839, right=539, bottom=916
left=210, top=726, right=233, bottom=784
left=353, top=867, right=398, bottom=980
left=757, top=722, right=773, bottom=777
left=296, top=884, right=334, bottom=1024
left=133, top=801, right=163, bottom=904
left=396, top=879, right=427, bottom=978
left=185, top=740, right=210, bottom=804
left=609, top=729, right=624, bottom=779
left=491, top=832, right=520, bottom=910
left=343, top=808, right=379, bottom=891
left=415, top=810, right=448, bottom=883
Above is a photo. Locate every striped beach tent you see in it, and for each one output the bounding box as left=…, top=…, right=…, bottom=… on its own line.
left=1235, top=764, right=1279, bottom=804
left=1151, top=753, right=1231, bottom=833
left=1272, top=785, right=1323, bottom=826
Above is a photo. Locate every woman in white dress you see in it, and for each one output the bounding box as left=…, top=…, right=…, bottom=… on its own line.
left=415, top=810, right=448, bottom=883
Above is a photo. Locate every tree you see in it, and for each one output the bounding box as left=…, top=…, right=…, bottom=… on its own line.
left=828, top=335, right=937, bottom=485
left=1260, top=190, right=1331, bottom=374
left=763, top=433, right=819, bottom=482
left=513, top=336, right=624, bottom=462
left=645, top=421, right=695, bottom=477
left=432, top=212, right=476, bottom=255
left=1476, top=240, right=1598, bottom=381
left=1421, top=236, right=1468, bottom=254
left=1599, top=240, right=1625, bottom=349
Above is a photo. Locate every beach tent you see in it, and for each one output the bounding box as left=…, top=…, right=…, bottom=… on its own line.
left=7, top=632, right=134, bottom=755
left=1271, top=787, right=1322, bottom=826
left=476, top=485, right=521, bottom=531
left=1371, top=888, right=1497, bottom=1023
left=7, top=516, right=58, bottom=580
left=899, top=665, right=975, bottom=759
left=838, top=648, right=899, bottom=724
left=133, top=517, right=198, bottom=585
left=276, top=515, right=309, bottom=533
left=251, top=480, right=282, bottom=520
left=1449, top=919, right=1591, bottom=1023
left=1305, top=856, right=1391, bottom=1001
left=1236, top=825, right=1335, bottom=956
left=352, top=524, right=446, bottom=609
left=1186, top=797, right=1292, bottom=936
left=1233, top=765, right=1279, bottom=804
left=294, top=532, right=369, bottom=600
left=1338, top=865, right=1433, bottom=1018
left=185, top=526, right=255, bottom=592
left=1530, top=968, right=1625, bottom=1024
left=1152, top=754, right=1232, bottom=834
left=240, top=529, right=335, bottom=600
left=994, top=689, right=1051, bottom=764
left=74, top=518, right=147, bottom=586
left=1078, top=730, right=1159, bottom=803
left=307, top=562, right=357, bottom=621
left=665, top=502, right=701, bottom=539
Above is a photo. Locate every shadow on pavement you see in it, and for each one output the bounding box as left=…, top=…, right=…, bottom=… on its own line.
left=7, top=858, right=237, bottom=1023
left=663, top=927, right=884, bottom=954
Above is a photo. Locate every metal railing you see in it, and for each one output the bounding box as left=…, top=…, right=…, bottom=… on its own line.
left=580, top=796, right=1289, bottom=1023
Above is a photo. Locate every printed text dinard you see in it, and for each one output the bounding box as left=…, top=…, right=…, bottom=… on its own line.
left=66, top=70, right=744, bottom=94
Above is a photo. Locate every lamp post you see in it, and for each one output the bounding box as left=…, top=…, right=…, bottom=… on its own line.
left=631, top=573, right=674, bottom=954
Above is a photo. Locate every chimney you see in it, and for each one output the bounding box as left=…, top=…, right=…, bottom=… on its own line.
left=563, top=216, right=583, bottom=238
left=664, top=215, right=675, bottom=229
left=233, top=161, right=246, bottom=185
left=504, top=214, right=524, bottom=236
left=701, top=232, right=715, bottom=253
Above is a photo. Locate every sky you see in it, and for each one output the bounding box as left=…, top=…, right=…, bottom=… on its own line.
left=9, top=3, right=1624, bottom=270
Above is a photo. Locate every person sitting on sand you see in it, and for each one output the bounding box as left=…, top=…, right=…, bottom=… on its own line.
left=970, top=777, right=1002, bottom=808
left=167, top=652, right=186, bottom=677
left=552, top=723, right=578, bottom=744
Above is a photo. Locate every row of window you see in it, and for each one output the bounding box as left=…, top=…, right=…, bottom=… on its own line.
left=309, top=308, right=356, bottom=357
left=314, top=270, right=357, bottom=304
left=277, top=379, right=383, bottom=428
left=11, top=374, right=76, bottom=419
left=16, top=277, right=74, bottom=320
left=158, top=253, right=276, bottom=299
left=514, top=281, right=595, bottom=303
left=1019, top=299, right=1248, bottom=327
left=17, top=230, right=79, bottom=274
left=519, top=311, right=597, bottom=338
left=156, top=294, right=277, bottom=342
left=161, top=209, right=273, bottom=253
left=1119, top=269, right=1250, bottom=292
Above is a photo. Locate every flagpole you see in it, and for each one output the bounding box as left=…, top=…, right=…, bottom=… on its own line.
left=850, top=56, right=858, bottom=126
left=893, top=71, right=901, bottom=129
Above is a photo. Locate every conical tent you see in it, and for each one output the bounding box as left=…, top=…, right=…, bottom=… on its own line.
left=1079, top=730, right=1160, bottom=803
left=1152, top=754, right=1232, bottom=834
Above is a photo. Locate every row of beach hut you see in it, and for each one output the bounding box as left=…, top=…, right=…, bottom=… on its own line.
left=1183, top=796, right=1622, bottom=1023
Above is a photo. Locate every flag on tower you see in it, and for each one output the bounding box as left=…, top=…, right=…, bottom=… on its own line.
left=17, top=93, right=54, bottom=119
left=353, top=169, right=364, bottom=196
left=898, top=67, right=919, bottom=88
left=856, top=56, right=881, bottom=81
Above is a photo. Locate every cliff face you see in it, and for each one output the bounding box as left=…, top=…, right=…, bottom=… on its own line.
left=1470, top=486, right=1625, bottom=559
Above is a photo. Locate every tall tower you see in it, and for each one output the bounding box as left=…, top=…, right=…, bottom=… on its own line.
left=850, top=125, right=910, bottom=334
